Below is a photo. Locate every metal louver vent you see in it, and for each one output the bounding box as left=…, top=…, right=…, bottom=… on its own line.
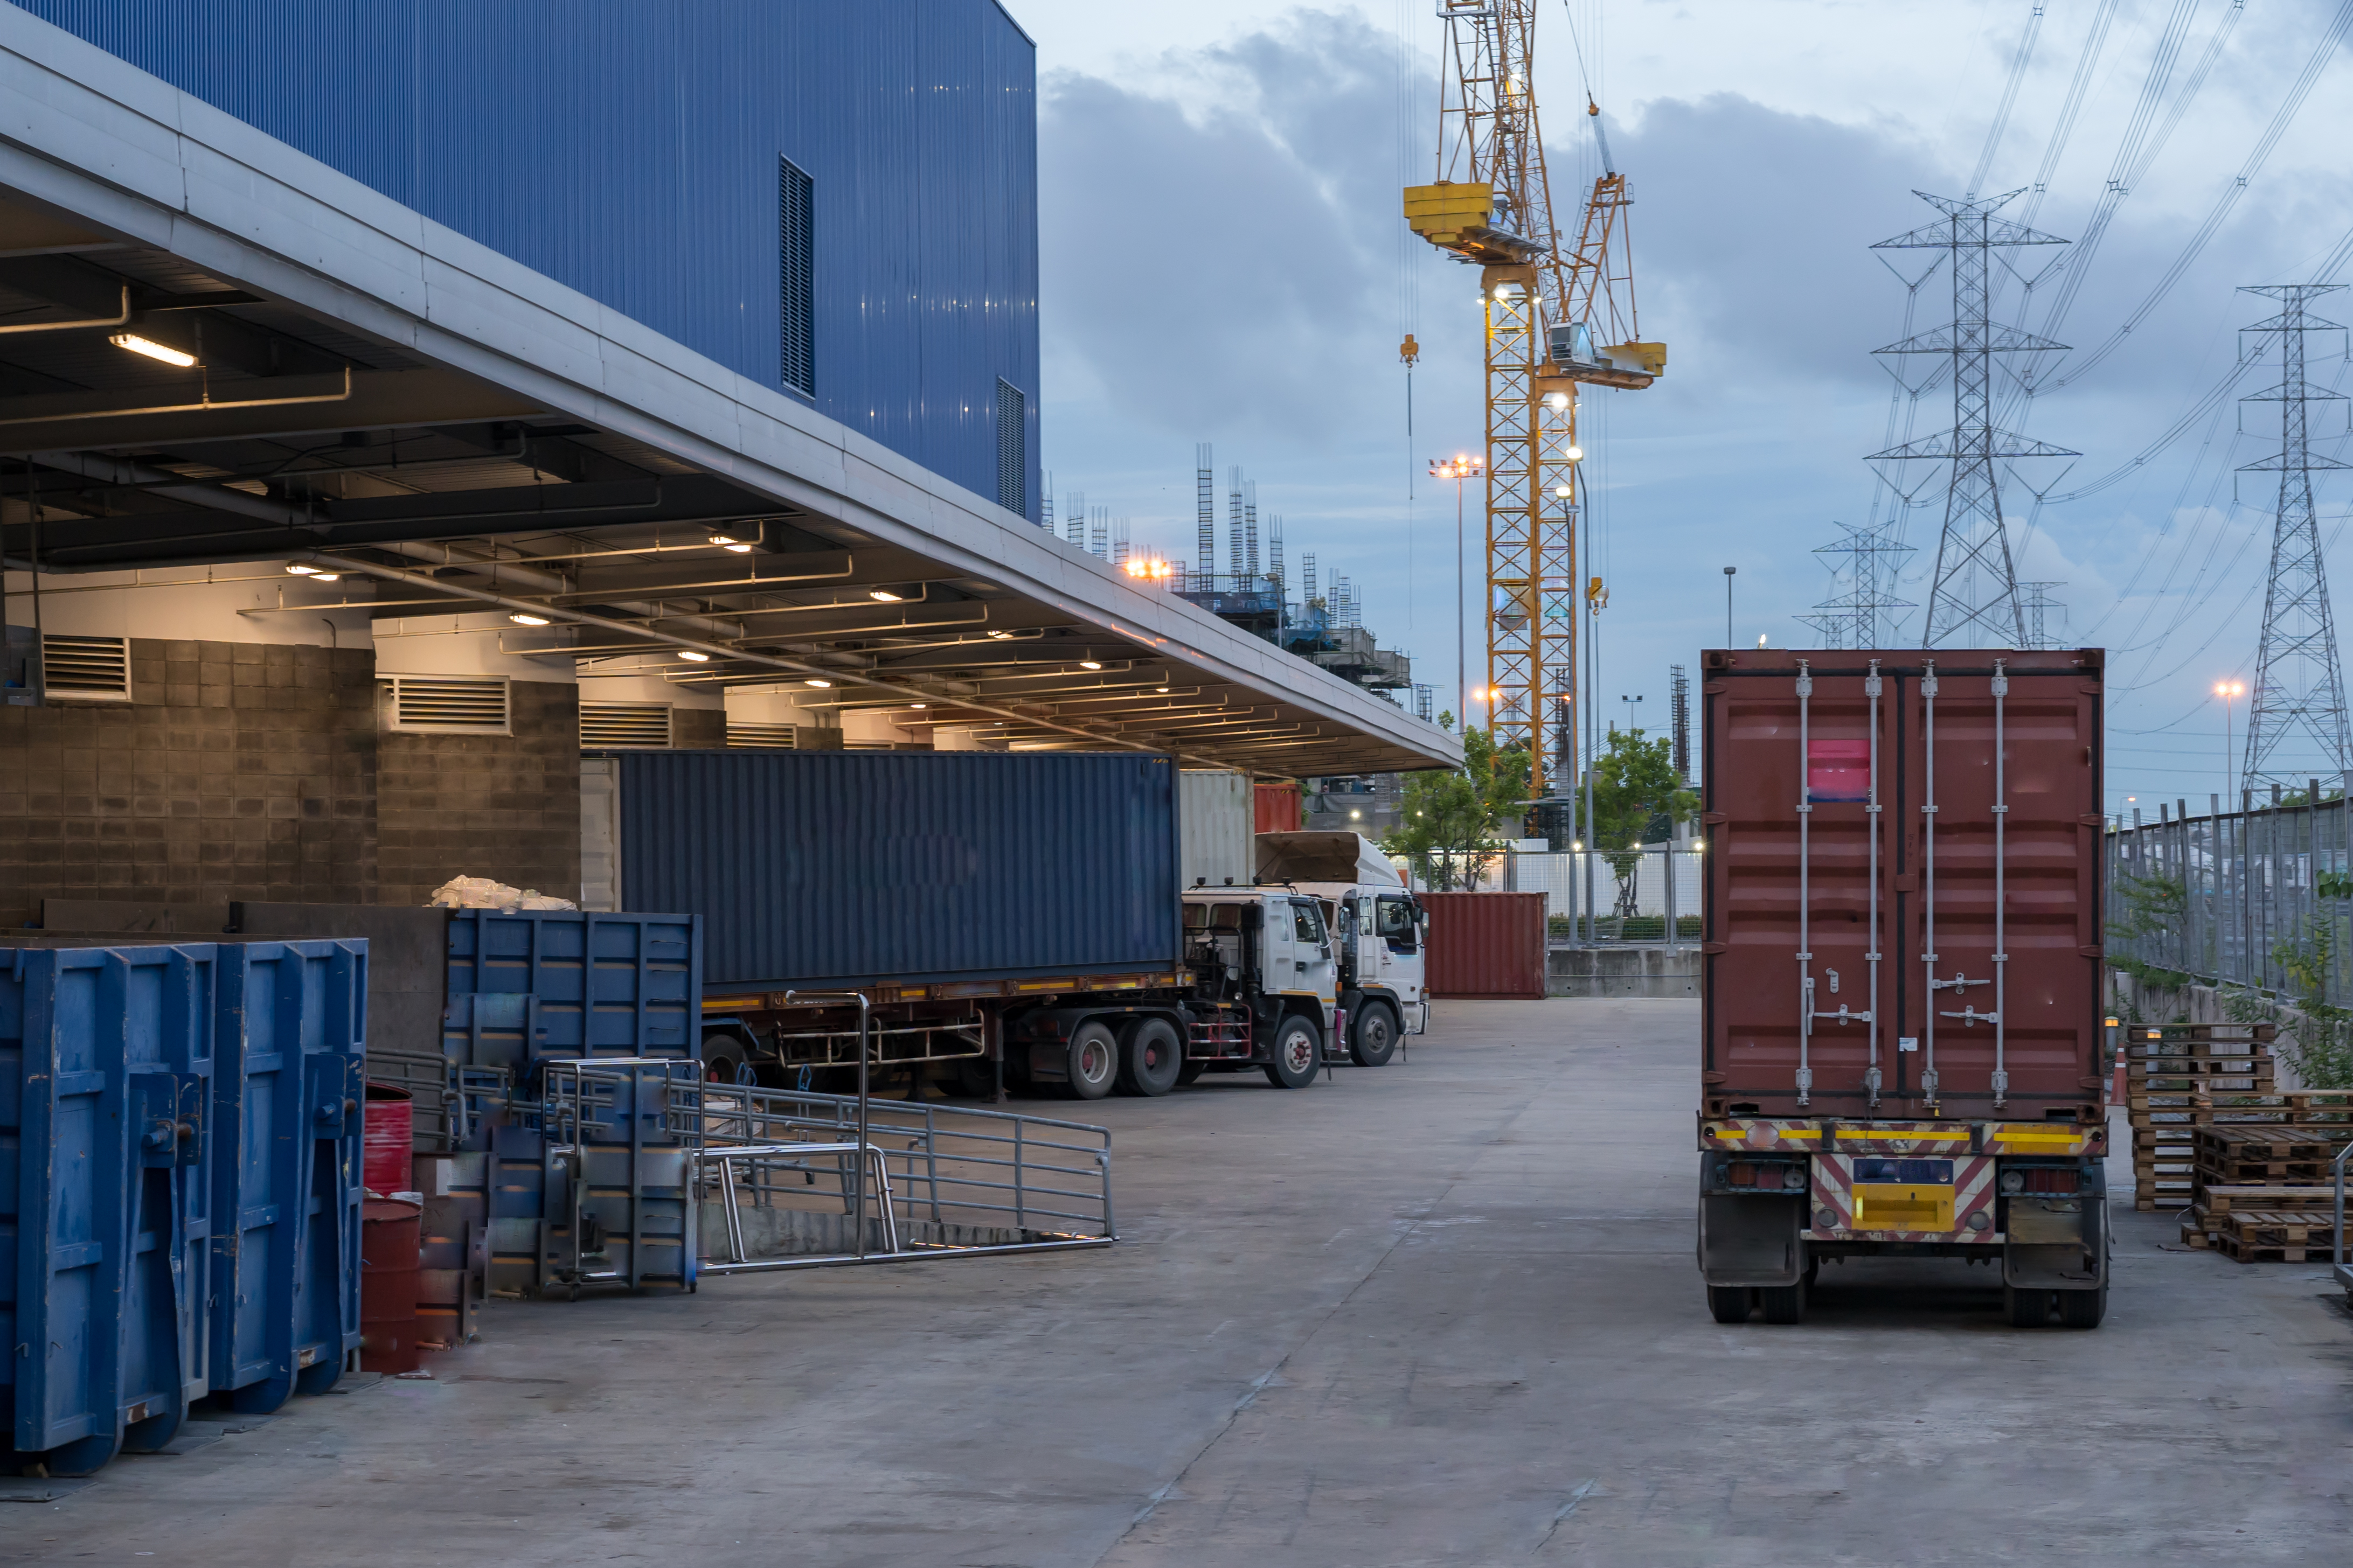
left=726, top=721, right=799, bottom=750
left=388, top=675, right=510, bottom=734
left=40, top=634, right=131, bottom=701
left=580, top=702, right=672, bottom=749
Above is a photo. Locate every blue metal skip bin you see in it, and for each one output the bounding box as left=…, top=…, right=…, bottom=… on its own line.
left=443, top=911, right=700, bottom=1073
left=210, top=942, right=366, bottom=1414
left=3, top=945, right=213, bottom=1476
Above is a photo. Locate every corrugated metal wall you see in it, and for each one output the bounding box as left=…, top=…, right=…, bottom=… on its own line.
left=608, top=750, right=1179, bottom=990
left=18, top=0, right=1041, bottom=522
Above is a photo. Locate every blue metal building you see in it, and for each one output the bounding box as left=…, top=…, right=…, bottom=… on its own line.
left=16, top=0, right=1041, bottom=520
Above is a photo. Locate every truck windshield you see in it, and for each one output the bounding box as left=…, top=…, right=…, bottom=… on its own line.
left=1377, top=896, right=1417, bottom=949
left=1291, top=902, right=1324, bottom=944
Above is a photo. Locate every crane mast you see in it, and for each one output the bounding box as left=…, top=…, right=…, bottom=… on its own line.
left=1405, top=0, right=1661, bottom=797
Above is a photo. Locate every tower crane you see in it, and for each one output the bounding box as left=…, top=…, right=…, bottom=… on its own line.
left=1404, top=0, right=1662, bottom=796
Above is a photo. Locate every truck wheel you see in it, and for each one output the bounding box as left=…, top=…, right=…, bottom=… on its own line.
left=2056, top=1281, right=2107, bottom=1329
left=1263, top=1016, right=1320, bottom=1089
left=1706, top=1286, right=1752, bottom=1324
left=1350, top=1001, right=1399, bottom=1067
left=2003, top=1285, right=2052, bottom=1327
left=702, top=1032, right=748, bottom=1085
left=1116, top=1018, right=1184, bottom=1097
left=1176, top=1058, right=1207, bottom=1088
left=1758, top=1281, right=1807, bottom=1324
left=1065, top=1022, right=1119, bottom=1100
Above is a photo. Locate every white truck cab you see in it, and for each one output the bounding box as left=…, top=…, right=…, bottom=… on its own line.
left=1179, top=884, right=1342, bottom=1087
left=1251, top=831, right=1428, bottom=1065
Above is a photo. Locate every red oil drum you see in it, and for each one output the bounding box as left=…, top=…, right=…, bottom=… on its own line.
left=359, top=1196, right=424, bottom=1376
left=362, top=1082, right=413, bottom=1196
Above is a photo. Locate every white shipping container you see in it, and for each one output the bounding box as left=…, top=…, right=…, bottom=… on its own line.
left=1179, top=770, right=1254, bottom=889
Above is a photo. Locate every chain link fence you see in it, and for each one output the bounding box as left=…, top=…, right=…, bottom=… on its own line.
left=2105, top=782, right=2353, bottom=1005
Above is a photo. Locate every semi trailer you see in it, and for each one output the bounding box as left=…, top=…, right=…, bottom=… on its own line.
left=583, top=750, right=1426, bottom=1098
left=1695, top=649, right=2109, bottom=1327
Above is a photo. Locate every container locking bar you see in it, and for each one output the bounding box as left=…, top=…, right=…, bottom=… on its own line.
left=1991, top=659, right=2010, bottom=1108
left=1795, top=660, right=1814, bottom=1108
left=1920, top=660, right=1939, bottom=1109
left=1864, top=660, right=1884, bottom=1108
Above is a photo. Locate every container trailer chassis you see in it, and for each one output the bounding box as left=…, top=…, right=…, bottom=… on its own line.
left=697, top=973, right=1345, bottom=1101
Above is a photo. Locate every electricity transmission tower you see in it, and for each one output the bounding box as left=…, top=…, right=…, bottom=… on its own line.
left=2239, top=283, right=2352, bottom=792
left=1869, top=190, right=2076, bottom=647
left=1800, top=521, right=1916, bottom=648
left=2018, top=581, right=2067, bottom=650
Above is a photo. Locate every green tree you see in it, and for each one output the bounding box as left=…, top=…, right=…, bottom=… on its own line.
left=1579, top=726, right=1698, bottom=917
left=1383, top=727, right=1531, bottom=889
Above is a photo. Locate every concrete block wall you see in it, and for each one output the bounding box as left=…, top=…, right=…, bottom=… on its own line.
left=0, top=638, right=376, bottom=924
left=377, top=678, right=582, bottom=905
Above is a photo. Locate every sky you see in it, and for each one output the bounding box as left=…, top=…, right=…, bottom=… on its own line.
left=1008, top=0, right=2353, bottom=815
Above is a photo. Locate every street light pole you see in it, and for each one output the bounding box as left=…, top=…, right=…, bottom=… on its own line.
left=1430, top=454, right=1483, bottom=733
left=2216, top=679, right=2244, bottom=803
left=1723, top=566, right=1737, bottom=647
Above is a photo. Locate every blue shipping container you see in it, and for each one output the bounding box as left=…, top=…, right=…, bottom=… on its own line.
left=443, top=912, right=701, bottom=1072
left=2, top=945, right=213, bottom=1475
left=15, top=1, right=1042, bottom=522
left=605, top=750, right=1180, bottom=991
left=209, top=941, right=366, bottom=1413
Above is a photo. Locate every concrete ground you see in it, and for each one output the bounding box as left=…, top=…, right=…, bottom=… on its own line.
left=10, top=999, right=2350, bottom=1566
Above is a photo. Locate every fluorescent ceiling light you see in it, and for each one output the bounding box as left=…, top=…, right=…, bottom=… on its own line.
left=907, top=701, right=927, bottom=709
left=869, top=589, right=904, bottom=602
left=1079, top=660, right=1102, bottom=671
left=804, top=677, right=832, bottom=688
left=310, top=572, right=339, bottom=583
left=711, top=533, right=755, bottom=554
left=109, top=332, right=197, bottom=367
left=285, top=562, right=319, bottom=576
left=677, top=650, right=711, bottom=663
left=509, top=612, right=550, bottom=627
left=986, top=630, right=1014, bottom=639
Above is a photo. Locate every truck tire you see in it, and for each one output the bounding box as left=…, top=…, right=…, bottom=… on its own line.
left=1116, top=1018, right=1184, bottom=1097
left=1264, top=1016, right=1320, bottom=1089
left=1706, top=1286, right=1752, bottom=1325
left=1350, top=1000, right=1399, bottom=1067
left=2056, top=1281, right=2107, bottom=1329
left=2003, top=1285, right=2052, bottom=1327
left=1758, top=1280, right=1807, bottom=1324
left=702, top=1032, right=748, bottom=1085
left=1065, top=1021, right=1119, bottom=1100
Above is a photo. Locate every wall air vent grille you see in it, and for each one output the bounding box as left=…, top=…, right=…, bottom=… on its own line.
left=388, top=675, right=511, bottom=734
left=580, top=702, right=674, bottom=749
left=726, top=721, right=799, bottom=750
left=40, top=634, right=131, bottom=701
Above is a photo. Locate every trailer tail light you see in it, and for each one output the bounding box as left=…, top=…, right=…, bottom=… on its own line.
left=1727, top=1162, right=1757, bottom=1188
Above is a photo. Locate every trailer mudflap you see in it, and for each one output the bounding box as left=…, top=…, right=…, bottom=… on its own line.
left=1697, top=1191, right=1804, bottom=1287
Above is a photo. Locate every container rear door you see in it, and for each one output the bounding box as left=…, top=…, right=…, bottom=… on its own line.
left=1705, top=651, right=2102, bottom=1119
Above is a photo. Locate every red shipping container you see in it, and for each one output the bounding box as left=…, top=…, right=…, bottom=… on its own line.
left=1700, top=648, right=2103, bottom=1121
left=1254, top=781, right=1300, bottom=834
left=1420, top=891, right=1547, bottom=999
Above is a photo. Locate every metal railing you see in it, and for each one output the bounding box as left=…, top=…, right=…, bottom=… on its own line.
left=680, top=1081, right=1116, bottom=1273
left=2105, top=782, right=2353, bottom=1001
left=1411, top=847, right=1704, bottom=945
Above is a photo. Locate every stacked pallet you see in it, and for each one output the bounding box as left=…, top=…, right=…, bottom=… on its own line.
left=2177, top=1093, right=2353, bottom=1262
left=2127, top=1022, right=2276, bottom=1210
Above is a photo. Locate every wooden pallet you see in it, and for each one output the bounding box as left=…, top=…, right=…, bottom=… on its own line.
left=2190, top=1183, right=2342, bottom=1216
left=2130, top=1022, right=2278, bottom=1044
left=2199, top=1158, right=2334, bottom=1184
left=2196, top=1125, right=2353, bottom=1161
left=2213, top=1209, right=2342, bottom=1263
left=2130, top=1051, right=2273, bottom=1071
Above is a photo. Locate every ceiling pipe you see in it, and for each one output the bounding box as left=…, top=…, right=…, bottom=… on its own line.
left=296, top=549, right=1233, bottom=766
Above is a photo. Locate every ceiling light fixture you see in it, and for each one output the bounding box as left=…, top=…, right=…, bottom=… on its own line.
left=710, top=533, right=755, bottom=554
left=310, top=572, right=340, bottom=583
left=1079, top=660, right=1103, bottom=671
left=285, top=562, right=319, bottom=576
left=908, top=701, right=928, bottom=709
left=677, top=650, right=711, bottom=663
left=869, top=589, right=904, bottom=602
left=804, top=677, right=833, bottom=688
left=986, top=630, right=1014, bottom=640
left=509, top=612, right=550, bottom=626
left=109, top=332, right=197, bottom=368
